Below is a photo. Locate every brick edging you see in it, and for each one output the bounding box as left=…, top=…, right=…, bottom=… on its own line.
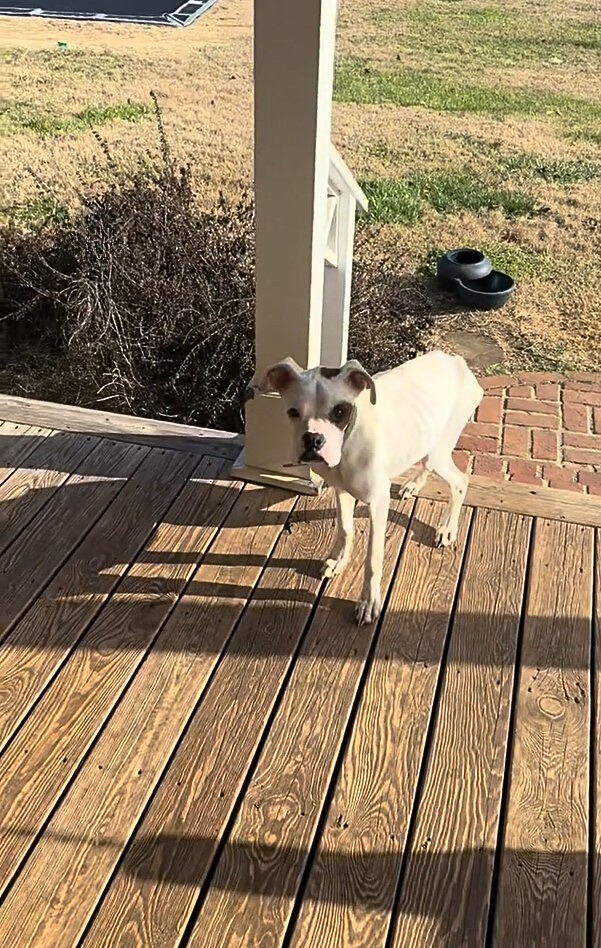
left=454, top=372, right=601, bottom=495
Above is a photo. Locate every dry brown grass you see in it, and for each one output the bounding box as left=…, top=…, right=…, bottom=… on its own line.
left=1, top=0, right=601, bottom=374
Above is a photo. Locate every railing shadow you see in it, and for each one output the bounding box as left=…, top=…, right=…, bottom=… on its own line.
left=1, top=822, right=588, bottom=928
left=0, top=429, right=411, bottom=530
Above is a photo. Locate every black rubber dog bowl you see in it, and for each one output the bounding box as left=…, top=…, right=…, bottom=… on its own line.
left=455, top=270, right=515, bottom=311
left=436, top=248, right=492, bottom=288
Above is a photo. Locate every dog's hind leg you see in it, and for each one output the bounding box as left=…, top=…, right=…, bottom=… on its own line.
left=428, top=368, right=483, bottom=548
left=400, top=460, right=430, bottom=500
left=427, top=450, right=468, bottom=548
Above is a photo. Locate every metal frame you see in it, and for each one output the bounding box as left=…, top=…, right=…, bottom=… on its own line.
left=0, top=0, right=218, bottom=26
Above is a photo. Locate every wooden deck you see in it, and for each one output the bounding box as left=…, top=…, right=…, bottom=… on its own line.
left=0, top=395, right=600, bottom=947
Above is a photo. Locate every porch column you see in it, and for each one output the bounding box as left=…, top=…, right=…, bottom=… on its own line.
left=232, top=0, right=339, bottom=494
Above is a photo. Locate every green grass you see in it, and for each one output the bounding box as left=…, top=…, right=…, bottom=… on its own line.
left=500, top=154, right=599, bottom=184
left=334, top=59, right=601, bottom=135
left=419, top=171, right=536, bottom=216
left=0, top=101, right=151, bottom=137
left=77, top=104, right=150, bottom=127
left=486, top=245, right=556, bottom=280
left=370, top=3, right=601, bottom=69
left=4, top=196, right=70, bottom=229
left=360, top=179, right=423, bottom=225
left=361, top=171, right=537, bottom=225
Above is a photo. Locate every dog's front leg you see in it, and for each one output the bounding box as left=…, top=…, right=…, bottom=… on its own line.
left=322, top=489, right=355, bottom=579
left=356, top=484, right=390, bottom=625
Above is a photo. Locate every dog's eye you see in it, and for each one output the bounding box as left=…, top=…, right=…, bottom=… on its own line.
left=331, top=403, right=349, bottom=423
left=287, top=408, right=300, bottom=419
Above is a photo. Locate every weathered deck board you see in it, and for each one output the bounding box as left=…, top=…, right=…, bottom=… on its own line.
left=0, top=437, right=142, bottom=634
left=0, top=485, right=294, bottom=945
left=0, top=429, right=102, bottom=555
left=416, top=472, right=601, bottom=528
left=0, top=416, right=596, bottom=947
left=0, top=452, right=230, bottom=754
left=290, top=500, right=470, bottom=948
left=82, top=489, right=337, bottom=947
left=492, top=519, right=593, bottom=946
left=391, top=508, right=531, bottom=947
left=186, top=494, right=412, bottom=947
left=0, top=393, right=243, bottom=460
left=0, top=422, right=51, bottom=487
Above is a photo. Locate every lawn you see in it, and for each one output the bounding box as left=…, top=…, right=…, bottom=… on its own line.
left=1, top=0, right=600, bottom=374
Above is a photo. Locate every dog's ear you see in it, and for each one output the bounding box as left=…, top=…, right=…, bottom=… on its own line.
left=252, top=357, right=303, bottom=396
left=339, top=359, right=377, bottom=405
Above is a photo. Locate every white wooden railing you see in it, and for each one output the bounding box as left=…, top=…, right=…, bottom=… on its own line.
left=322, top=146, right=368, bottom=366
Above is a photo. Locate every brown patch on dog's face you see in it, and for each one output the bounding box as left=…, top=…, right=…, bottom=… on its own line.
left=320, top=366, right=341, bottom=380
left=329, top=401, right=353, bottom=429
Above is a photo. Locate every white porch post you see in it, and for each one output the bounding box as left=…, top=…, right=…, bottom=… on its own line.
left=232, top=0, right=339, bottom=494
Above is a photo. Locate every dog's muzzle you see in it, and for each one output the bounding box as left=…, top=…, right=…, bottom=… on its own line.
left=299, top=431, right=326, bottom=464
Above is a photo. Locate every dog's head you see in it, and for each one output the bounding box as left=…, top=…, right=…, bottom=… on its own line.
left=246, top=357, right=376, bottom=468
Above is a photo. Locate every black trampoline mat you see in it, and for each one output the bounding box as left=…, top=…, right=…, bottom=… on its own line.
left=0, top=0, right=219, bottom=26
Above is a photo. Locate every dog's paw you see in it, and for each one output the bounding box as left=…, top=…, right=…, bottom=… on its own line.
left=400, top=480, right=421, bottom=501
left=434, top=526, right=458, bottom=550
left=355, top=597, right=381, bottom=626
left=321, top=556, right=348, bottom=580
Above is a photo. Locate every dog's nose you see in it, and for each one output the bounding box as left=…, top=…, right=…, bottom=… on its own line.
left=303, top=431, right=325, bottom=451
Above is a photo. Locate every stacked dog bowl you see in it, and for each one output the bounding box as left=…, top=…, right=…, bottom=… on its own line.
left=436, top=249, right=514, bottom=310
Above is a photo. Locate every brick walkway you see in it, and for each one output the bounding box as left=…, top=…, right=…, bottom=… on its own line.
left=455, top=372, right=601, bottom=495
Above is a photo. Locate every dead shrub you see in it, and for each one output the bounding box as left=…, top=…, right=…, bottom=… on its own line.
left=0, top=123, right=434, bottom=432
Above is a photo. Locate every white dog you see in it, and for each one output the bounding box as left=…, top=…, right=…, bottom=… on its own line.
left=249, top=351, right=483, bottom=625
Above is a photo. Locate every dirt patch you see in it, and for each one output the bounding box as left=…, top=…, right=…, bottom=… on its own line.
left=437, top=329, right=505, bottom=373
